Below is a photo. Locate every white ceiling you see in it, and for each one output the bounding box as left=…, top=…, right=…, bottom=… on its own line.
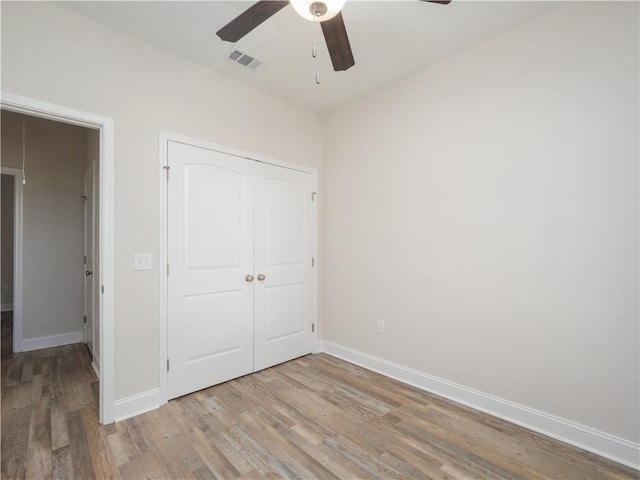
left=58, top=1, right=560, bottom=114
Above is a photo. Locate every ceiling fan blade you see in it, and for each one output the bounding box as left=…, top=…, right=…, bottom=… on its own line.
left=420, top=0, right=452, bottom=4
left=320, top=12, right=355, bottom=72
left=217, top=1, right=289, bottom=42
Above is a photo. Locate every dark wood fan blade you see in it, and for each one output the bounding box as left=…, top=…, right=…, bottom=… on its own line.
left=320, top=12, right=355, bottom=72
left=420, top=0, right=452, bottom=4
left=217, top=1, right=289, bottom=42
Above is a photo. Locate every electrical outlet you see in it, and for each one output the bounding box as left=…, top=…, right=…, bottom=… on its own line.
left=134, top=253, right=153, bottom=271
left=376, top=319, right=384, bottom=334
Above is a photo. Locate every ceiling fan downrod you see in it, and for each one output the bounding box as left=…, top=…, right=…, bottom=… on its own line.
left=312, top=11, right=321, bottom=84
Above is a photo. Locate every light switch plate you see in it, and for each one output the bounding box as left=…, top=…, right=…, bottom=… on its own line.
left=134, top=253, right=153, bottom=271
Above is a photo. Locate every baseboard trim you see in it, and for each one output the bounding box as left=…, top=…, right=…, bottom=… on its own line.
left=21, top=331, right=83, bottom=352
left=318, top=340, right=640, bottom=470
left=113, top=388, right=162, bottom=422
left=91, top=360, right=100, bottom=380
left=1, top=303, right=13, bottom=312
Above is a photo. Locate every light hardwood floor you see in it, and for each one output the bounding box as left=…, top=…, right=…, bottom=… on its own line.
left=1, top=332, right=638, bottom=478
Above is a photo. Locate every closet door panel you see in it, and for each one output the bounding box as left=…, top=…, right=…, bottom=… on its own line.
left=167, top=141, right=254, bottom=399
left=254, top=164, right=316, bottom=371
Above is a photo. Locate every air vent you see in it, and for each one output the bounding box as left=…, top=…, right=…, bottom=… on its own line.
left=226, top=48, right=264, bottom=71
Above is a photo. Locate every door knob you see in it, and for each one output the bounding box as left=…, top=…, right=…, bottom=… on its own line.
left=257, top=274, right=266, bottom=281
left=86, top=270, right=93, bottom=276
left=245, top=274, right=254, bottom=282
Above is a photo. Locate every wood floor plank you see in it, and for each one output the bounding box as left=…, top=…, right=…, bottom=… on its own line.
left=197, top=423, right=254, bottom=476
left=49, top=398, right=69, bottom=451
left=189, top=424, right=242, bottom=479
left=106, top=432, right=131, bottom=467
left=51, top=445, right=74, bottom=480
left=2, top=381, right=32, bottom=413
left=236, top=394, right=356, bottom=478
left=47, top=354, right=64, bottom=400
left=118, top=451, right=172, bottom=479
left=323, top=434, right=403, bottom=479
left=318, top=386, right=391, bottom=420
left=24, top=398, right=53, bottom=480
left=238, top=407, right=340, bottom=479
left=310, top=360, right=407, bottom=408
left=30, top=373, right=43, bottom=402
left=4, top=352, right=24, bottom=387
left=1, top=405, right=31, bottom=479
left=152, top=432, right=207, bottom=478
left=137, top=404, right=207, bottom=478
left=221, top=423, right=297, bottom=476
left=20, top=355, right=34, bottom=383
left=290, top=422, right=325, bottom=446
left=189, top=464, right=217, bottom=480
left=115, top=416, right=153, bottom=458
left=82, top=406, right=120, bottom=479
left=385, top=442, right=451, bottom=479
left=396, top=401, right=606, bottom=479
left=67, top=408, right=96, bottom=479
left=290, top=432, right=369, bottom=479
left=396, top=419, right=528, bottom=479
left=179, top=392, right=241, bottom=432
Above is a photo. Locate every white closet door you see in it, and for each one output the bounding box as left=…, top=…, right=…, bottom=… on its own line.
left=253, top=163, right=316, bottom=371
left=167, top=141, right=254, bottom=399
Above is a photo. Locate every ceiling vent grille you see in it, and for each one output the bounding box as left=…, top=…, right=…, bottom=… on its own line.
left=226, top=48, right=264, bottom=71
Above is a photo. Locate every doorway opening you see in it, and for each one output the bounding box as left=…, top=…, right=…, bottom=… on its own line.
left=2, top=112, right=98, bottom=353
left=1, top=111, right=98, bottom=388
left=1, top=92, right=115, bottom=424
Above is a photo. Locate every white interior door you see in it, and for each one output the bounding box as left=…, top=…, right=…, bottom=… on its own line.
left=83, top=163, right=95, bottom=356
left=167, top=141, right=254, bottom=399
left=254, top=164, right=316, bottom=371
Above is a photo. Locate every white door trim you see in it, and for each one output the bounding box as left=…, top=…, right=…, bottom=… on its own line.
left=1, top=167, right=24, bottom=353
left=1, top=91, right=116, bottom=425
left=159, top=132, right=317, bottom=175
left=158, top=131, right=318, bottom=405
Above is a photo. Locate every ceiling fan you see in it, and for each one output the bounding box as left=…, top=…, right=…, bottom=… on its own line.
left=216, top=0, right=451, bottom=72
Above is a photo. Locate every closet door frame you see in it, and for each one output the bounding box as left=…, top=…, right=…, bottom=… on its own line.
left=158, top=131, right=318, bottom=406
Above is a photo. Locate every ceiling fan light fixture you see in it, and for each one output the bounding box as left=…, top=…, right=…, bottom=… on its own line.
left=290, top=0, right=347, bottom=22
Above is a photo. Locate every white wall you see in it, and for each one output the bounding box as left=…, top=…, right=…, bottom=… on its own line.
left=1, top=174, right=14, bottom=309
left=1, top=111, right=87, bottom=340
left=323, top=2, right=639, bottom=444
left=1, top=2, right=323, bottom=401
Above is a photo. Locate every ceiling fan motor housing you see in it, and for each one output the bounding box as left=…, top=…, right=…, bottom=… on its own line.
left=310, top=2, right=328, bottom=18
left=290, top=0, right=347, bottom=22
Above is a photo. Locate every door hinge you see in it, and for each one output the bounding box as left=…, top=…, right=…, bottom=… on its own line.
left=312, top=257, right=315, bottom=267
left=101, top=285, right=104, bottom=294
left=163, top=165, right=170, bottom=181
left=312, top=323, right=315, bottom=333
left=83, top=315, right=87, bottom=324
left=83, top=255, right=87, bottom=264
left=311, top=192, right=317, bottom=202
left=167, top=358, right=170, bottom=371
left=167, top=263, right=170, bottom=276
